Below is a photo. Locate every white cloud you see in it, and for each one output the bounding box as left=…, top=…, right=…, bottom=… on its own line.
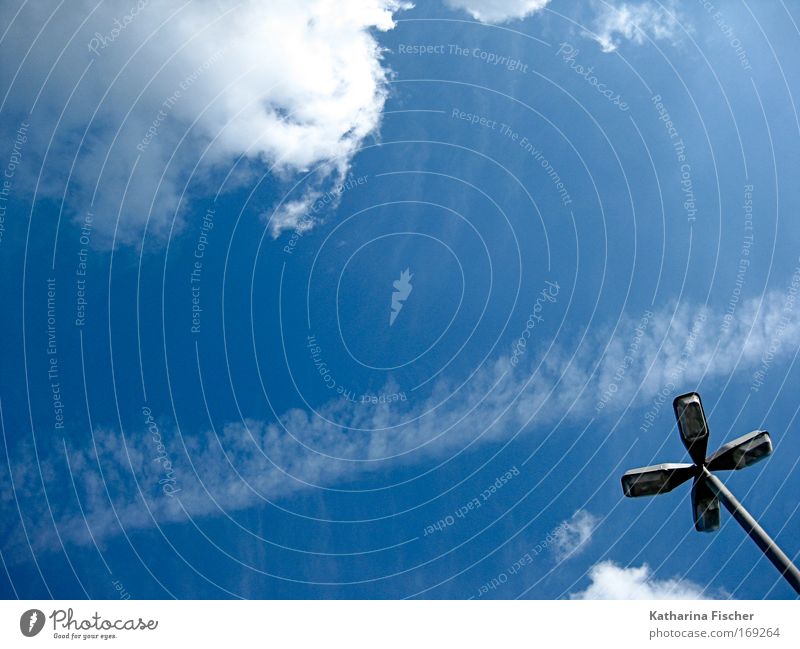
left=586, top=1, right=683, bottom=53
left=553, top=509, right=598, bottom=560
left=269, top=195, right=321, bottom=238
left=268, top=170, right=359, bottom=238
left=0, top=0, right=409, bottom=245
left=571, top=561, right=708, bottom=599
left=3, top=289, right=799, bottom=555
left=444, top=0, right=550, bottom=24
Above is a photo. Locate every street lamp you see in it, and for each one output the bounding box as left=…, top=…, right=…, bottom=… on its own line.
left=621, top=391, right=800, bottom=594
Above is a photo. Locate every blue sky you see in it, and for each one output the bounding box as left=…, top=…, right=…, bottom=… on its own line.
left=1, top=0, right=799, bottom=599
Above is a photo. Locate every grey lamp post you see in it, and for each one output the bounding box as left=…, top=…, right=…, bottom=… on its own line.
left=621, top=391, right=800, bottom=594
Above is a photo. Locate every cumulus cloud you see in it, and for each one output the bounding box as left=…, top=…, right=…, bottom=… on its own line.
left=444, top=0, right=550, bottom=24
left=0, top=0, right=408, bottom=245
left=571, top=561, right=708, bottom=599
left=553, top=509, right=598, bottom=560
left=3, top=289, right=799, bottom=555
left=586, top=1, right=683, bottom=53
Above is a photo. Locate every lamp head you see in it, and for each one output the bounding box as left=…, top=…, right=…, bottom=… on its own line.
left=673, top=392, right=710, bottom=465
left=621, top=463, right=696, bottom=498
left=706, top=430, right=772, bottom=471
left=691, top=476, right=720, bottom=532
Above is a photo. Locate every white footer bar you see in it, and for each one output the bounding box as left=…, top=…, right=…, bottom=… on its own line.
left=1, top=600, right=797, bottom=647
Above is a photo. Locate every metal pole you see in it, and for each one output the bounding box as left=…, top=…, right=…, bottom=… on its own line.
left=702, top=466, right=800, bottom=594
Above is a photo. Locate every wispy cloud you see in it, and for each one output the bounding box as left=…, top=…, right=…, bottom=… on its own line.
left=0, top=0, right=409, bottom=245
left=269, top=198, right=317, bottom=238
left=553, top=510, right=598, bottom=561
left=444, top=0, right=550, bottom=24
left=570, top=561, right=709, bottom=599
left=585, top=1, right=684, bottom=53
left=3, top=289, right=799, bottom=556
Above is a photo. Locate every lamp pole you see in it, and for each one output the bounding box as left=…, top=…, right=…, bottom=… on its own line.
left=621, top=392, right=800, bottom=595
left=701, top=466, right=800, bottom=593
